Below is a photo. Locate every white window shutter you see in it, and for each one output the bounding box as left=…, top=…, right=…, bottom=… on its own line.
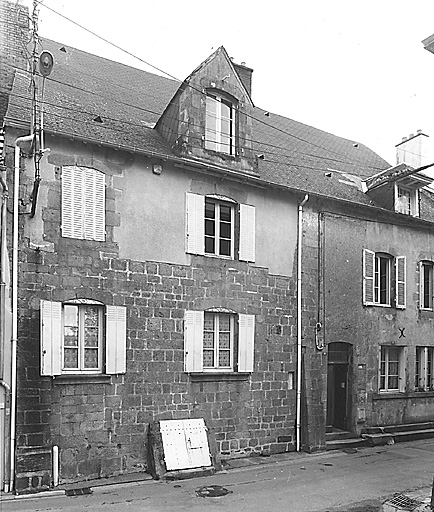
left=363, top=249, right=375, bottom=305
left=238, top=314, right=255, bottom=372
left=184, top=310, right=204, bottom=372
left=61, top=166, right=80, bottom=238
left=106, top=306, right=127, bottom=374
left=40, top=300, right=62, bottom=376
left=186, top=193, right=205, bottom=255
left=396, top=256, right=406, bottom=309
left=84, top=167, right=105, bottom=242
left=239, top=204, right=255, bottom=262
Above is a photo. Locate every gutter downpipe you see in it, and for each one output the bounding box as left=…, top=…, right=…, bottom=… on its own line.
left=296, top=194, right=309, bottom=452
left=9, top=134, right=34, bottom=492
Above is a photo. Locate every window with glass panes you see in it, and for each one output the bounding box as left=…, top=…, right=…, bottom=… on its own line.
left=420, top=262, right=433, bottom=310
left=205, top=199, right=233, bottom=257
left=415, top=347, right=434, bottom=391
left=375, top=255, right=391, bottom=305
left=380, top=346, right=402, bottom=391
left=203, top=312, right=233, bottom=369
left=63, top=304, right=102, bottom=372
left=205, top=94, right=235, bottom=155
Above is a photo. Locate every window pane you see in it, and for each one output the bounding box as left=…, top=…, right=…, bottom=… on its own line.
left=84, top=306, right=99, bottom=326
left=64, top=348, right=78, bottom=369
left=84, top=348, right=99, bottom=368
left=219, top=239, right=231, bottom=256
left=205, top=202, right=215, bottom=219
left=219, top=205, right=231, bottom=222
left=388, top=375, right=398, bottom=389
left=84, top=327, right=99, bottom=347
left=205, top=219, right=215, bottom=236
left=205, top=237, right=215, bottom=254
left=219, top=332, right=230, bottom=349
left=220, top=221, right=231, bottom=239
left=203, top=351, right=214, bottom=367
left=203, top=331, right=214, bottom=349
left=218, top=350, right=230, bottom=367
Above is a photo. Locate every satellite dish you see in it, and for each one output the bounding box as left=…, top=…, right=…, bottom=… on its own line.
left=38, top=51, right=54, bottom=77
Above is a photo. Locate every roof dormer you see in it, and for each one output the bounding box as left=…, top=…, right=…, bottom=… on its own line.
left=156, top=47, right=257, bottom=175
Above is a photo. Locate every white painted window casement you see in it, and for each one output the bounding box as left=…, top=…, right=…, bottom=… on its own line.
left=395, top=185, right=419, bottom=217
left=379, top=346, right=405, bottom=392
left=415, top=346, right=434, bottom=391
left=40, top=299, right=126, bottom=376
left=420, top=261, right=434, bottom=310
left=61, top=166, right=105, bottom=241
left=186, top=193, right=255, bottom=262
left=205, top=93, right=236, bottom=155
left=184, top=310, right=255, bottom=373
left=362, top=249, right=406, bottom=308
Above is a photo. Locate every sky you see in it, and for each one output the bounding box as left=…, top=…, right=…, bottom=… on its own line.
left=31, top=0, right=434, bottom=165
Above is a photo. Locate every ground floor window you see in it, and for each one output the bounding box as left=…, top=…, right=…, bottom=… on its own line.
left=415, top=346, right=434, bottom=391
left=379, top=346, right=405, bottom=392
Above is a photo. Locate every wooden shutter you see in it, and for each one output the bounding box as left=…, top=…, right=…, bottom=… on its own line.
left=363, top=249, right=375, bottom=305
left=84, top=167, right=105, bottom=241
left=186, top=193, right=205, bottom=255
left=106, top=305, right=127, bottom=374
left=239, top=203, right=256, bottom=262
left=238, top=314, right=255, bottom=372
left=184, top=310, right=204, bottom=372
left=396, top=256, right=406, bottom=309
left=40, top=300, right=62, bottom=376
left=62, top=166, right=105, bottom=241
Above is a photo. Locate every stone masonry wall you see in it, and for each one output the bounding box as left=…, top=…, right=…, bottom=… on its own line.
left=16, top=245, right=298, bottom=488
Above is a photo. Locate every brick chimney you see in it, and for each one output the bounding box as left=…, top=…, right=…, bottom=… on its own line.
left=233, top=61, right=253, bottom=98
left=0, top=0, right=30, bottom=122
left=396, top=130, right=429, bottom=168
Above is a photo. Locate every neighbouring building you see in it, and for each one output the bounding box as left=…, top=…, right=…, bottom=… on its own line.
left=1, top=0, right=434, bottom=493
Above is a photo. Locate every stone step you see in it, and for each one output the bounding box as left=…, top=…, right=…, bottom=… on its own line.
left=363, top=422, right=434, bottom=435
left=362, top=425, right=434, bottom=447
left=326, top=436, right=368, bottom=451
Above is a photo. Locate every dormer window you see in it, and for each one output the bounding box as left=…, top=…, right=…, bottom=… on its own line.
left=205, top=92, right=236, bottom=155
left=395, top=185, right=419, bottom=216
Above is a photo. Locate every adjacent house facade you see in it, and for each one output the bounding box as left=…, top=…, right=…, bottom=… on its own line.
left=1, top=0, right=434, bottom=492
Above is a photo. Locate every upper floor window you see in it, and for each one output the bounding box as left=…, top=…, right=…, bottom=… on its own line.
left=395, top=185, right=419, bottom=217
left=40, top=299, right=126, bottom=376
left=186, top=193, right=255, bottom=262
left=420, top=261, right=434, bottom=310
left=184, top=309, right=254, bottom=373
left=205, top=93, right=236, bottom=155
left=363, top=249, right=406, bottom=308
left=61, top=166, right=105, bottom=241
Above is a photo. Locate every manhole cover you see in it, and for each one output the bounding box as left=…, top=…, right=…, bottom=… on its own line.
left=196, top=485, right=232, bottom=498
left=383, top=493, right=420, bottom=511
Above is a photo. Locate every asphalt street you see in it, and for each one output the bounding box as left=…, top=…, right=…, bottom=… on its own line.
left=1, top=438, right=434, bottom=512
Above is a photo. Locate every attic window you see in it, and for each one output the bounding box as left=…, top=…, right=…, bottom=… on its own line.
left=205, top=92, right=236, bottom=155
left=395, top=185, right=419, bottom=216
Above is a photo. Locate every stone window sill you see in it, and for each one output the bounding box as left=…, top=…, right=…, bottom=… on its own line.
left=373, top=390, right=434, bottom=400
left=189, top=372, right=251, bottom=382
left=51, top=374, right=112, bottom=385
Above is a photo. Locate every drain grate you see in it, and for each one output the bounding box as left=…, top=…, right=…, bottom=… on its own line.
left=195, top=485, right=232, bottom=498
left=65, top=487, right=92, bottom=497
left=385, top=493, right=420, bottom=511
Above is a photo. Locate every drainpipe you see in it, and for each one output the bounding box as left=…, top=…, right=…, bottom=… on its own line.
left=296, top=194, right=309, bottom=452
left=9, top=134, right=34, bottom=491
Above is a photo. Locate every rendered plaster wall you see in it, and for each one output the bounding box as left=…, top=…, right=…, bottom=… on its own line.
left=323, top=211, right=434, bottom=432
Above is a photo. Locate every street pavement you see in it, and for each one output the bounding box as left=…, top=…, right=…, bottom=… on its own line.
left=1, top=438, right=434, bottom=512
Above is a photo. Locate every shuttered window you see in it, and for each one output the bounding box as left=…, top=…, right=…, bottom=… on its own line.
left=419, top=261, right=433, bottom=310
left=363, top=250, right=406, bottom=309
left=186, top=193, right=255, bottom=262
left=61, top=166, right=105, bottom=241
left=184, top=310, right=255, bottom=373
left=40, top=300, right=126, bottom=376
left=379, top=346, right=405, bottom=392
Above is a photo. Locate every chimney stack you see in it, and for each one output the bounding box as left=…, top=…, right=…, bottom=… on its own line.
left=232, top=61, right=253, bottom=98
left=396, top=130, right=429, bottom=168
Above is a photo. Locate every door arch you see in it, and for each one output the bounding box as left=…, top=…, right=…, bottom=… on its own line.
left=327, top=342, right=352, bottom=430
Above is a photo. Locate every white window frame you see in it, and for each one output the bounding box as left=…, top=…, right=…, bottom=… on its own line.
left=61, top=166, right=106, bottom=241
left=205, top=93, right=236, bottom=155
left=205, top=198, right=234, bottom=259
left=40, top=299, right=126, bottom=376
left=415, top=346, right=434, bottom=391
left=395, top=184, right=419, bottom=217
left=203, top=312, right=234, bottom=371
left=379, top=346, right=405, bottom=393
left=186, top=193, right=255, bottom=262
left=363, top=250, right=406, bottom=308
left=420, top=261, right=434, bottom=311
left=184, top=310, right=255, bottom=373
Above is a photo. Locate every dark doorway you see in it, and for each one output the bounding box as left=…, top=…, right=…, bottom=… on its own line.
left=327, top=342, right=351, bottom=430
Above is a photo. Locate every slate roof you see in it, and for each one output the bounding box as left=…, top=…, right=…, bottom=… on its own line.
left=3, top=37, right=412, bottom=211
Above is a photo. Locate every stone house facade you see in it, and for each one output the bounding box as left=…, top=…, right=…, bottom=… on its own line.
left=2, top=0, right=434, bottom=493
